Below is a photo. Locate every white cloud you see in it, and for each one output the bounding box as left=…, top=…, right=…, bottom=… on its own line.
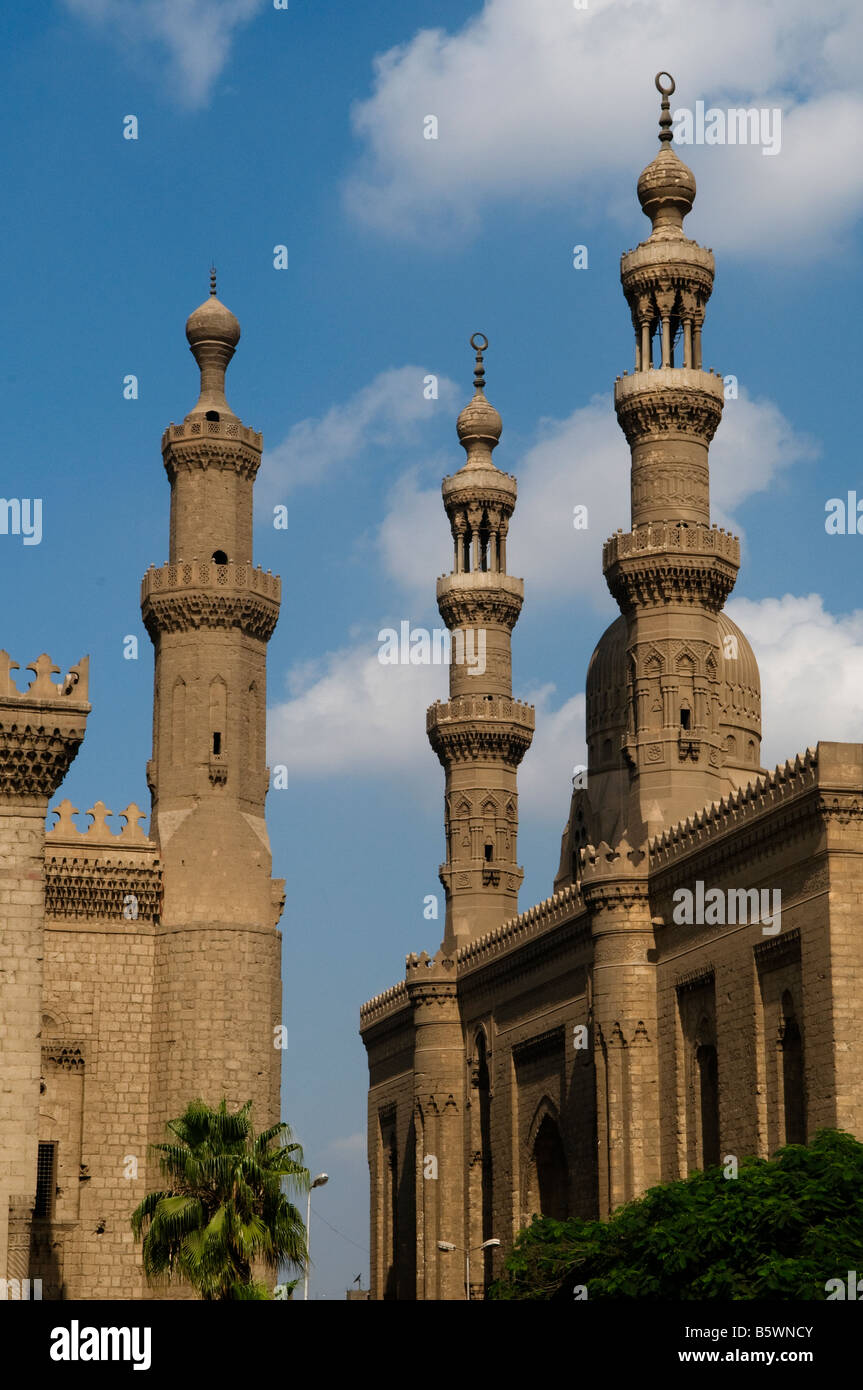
left=344, top=0, right=863, bottom=255
left=727, top=593, right=863, bottom=773
left=258, top=367, right=458, bottom=503
left=378, top=389, right=816, bottom=609
left=376, top=468, right=451, bottom=597
left=268, top=640, right=447, bottom=789
left=63, top=0, right=265, bottom=108
left=324, top=1132, right=366, bottom=1159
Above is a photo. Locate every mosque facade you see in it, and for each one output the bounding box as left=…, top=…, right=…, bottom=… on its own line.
left=360, top=76, right=862, bottom=1300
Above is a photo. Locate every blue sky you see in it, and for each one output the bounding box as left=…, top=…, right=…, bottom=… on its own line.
left=3, top=0, right=862, bottom=1298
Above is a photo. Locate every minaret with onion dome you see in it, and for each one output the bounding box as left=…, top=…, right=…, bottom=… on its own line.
left=427, top=335, right=534, bottom=950
left=557, top=74, right=763, bottom=881
left=141, top=271, right=283, bottom=1138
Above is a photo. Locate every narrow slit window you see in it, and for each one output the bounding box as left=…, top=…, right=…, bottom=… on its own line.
left=680, top=707, right=691, bottom=730
left=213, top=732, right=222, bottom=755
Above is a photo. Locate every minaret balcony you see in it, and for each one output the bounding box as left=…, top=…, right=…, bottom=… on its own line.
left=161, top=418, right=263, bottom=482
left=604, top=521, right=739, bottom=567
left=603, top=521, right=739, bottom=612
left=141, top=560, right=280, bottom=641
left=427, top=694, right=534, bottom=766
left=620, top=236, right=714, bottom=286
left=162, top=418, right=262, bottom=449
left=614, top=368, right=724, bottom=446
left=615, top=365, right=724, bottom=398
left=436, top=571, right=524, bottom=629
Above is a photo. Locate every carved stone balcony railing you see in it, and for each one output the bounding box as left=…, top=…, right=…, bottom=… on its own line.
left=620, top=236, right=714, bottom=282
left=162, top=419, right=262, bottom=449
left=427, top=694, right=535, bottom=767
left=603, top=521, right=740, bottom=568
left=614, top=365, right=725, bottom=405
left=603, top=521, right=739, bottom=613
left=161, top=417, right=263, bottom=482
left=436, top=571, right=524, bottom=628
left=141, top=561, right=280, bottom=641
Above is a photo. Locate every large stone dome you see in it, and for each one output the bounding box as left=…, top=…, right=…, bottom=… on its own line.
left=717, top=611, right=762, bottom=778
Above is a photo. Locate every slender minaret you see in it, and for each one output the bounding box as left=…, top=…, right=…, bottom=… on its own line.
left=571, top=74, right=762, bottom=853
left=427, top=336, right=534, bottom=949
left=141, top=273, right=283, bottom=1137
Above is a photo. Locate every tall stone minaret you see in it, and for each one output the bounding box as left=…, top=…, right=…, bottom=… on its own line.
left=141, top=273, right=283, bottom=1136
left=427, top=336, right=534, bottom=950
left=567, top=74, right=762, bottom=857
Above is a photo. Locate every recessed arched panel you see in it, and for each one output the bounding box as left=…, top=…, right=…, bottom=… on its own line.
left=209, top=677, right=227, bottom=757
left=172, top=679, right=186, bottom=767
left=523, top=1097, right=569, bottom=1224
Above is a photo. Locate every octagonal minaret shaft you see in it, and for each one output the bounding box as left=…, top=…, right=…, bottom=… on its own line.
left=141, top=275, right=282, bottom=1137
left=427, top=337, right=534, bottom=950
left=583, top=74, right=759, bottom=845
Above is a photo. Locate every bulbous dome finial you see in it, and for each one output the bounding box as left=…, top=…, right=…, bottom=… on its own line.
left=636, top=72, right=696, bottom=234
left=184, top=269, right=241, bottom=418
left=456, top=333, right=503, bottom=463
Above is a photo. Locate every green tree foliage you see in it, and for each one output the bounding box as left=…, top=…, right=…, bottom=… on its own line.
left=489, top=1130, right=863, bottom=1300
left=131, top=1098, right=309, bottom=1300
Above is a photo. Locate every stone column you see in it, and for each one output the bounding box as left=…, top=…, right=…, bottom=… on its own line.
left=581, top=837, right=659, bottom=1215
left=407, top=952, right=466, bottom=1300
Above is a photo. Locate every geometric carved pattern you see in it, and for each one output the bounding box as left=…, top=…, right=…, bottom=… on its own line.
left=41, top=1042, right=85, bottom=1071
left=0, top=654, right=90, bottom=799
left=161, top=418, right=262, bottom=484
left=427, top=697, right=534, bottom=767
left=0, top=721, right=88, bottom=799
left=45, top=855, right=162, bottom=922
left=614, top=378, right=724, bottom=448
left=437, top=587, right=523, bottom=630
left=141, top=561, right=280, bottom=642
left=605, top=553, right=738, bottom=613
left=603, top=523, right=739, bottom=612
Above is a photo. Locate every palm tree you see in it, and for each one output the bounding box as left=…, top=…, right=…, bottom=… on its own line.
left=131, top=1098, right=309, bottom=1300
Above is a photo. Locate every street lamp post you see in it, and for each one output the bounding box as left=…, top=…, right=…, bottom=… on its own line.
left=304, top=1173, right=329, bottom=1301
left=438, top=1237, right=500, bottom=1300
